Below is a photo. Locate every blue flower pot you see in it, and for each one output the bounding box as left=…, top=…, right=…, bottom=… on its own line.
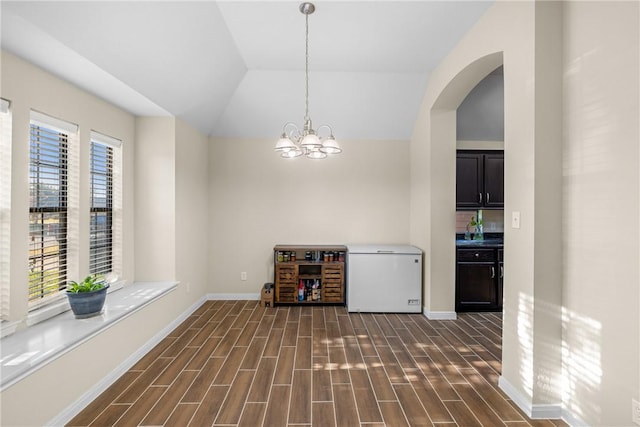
left=66, top=284, right=109, bottom=319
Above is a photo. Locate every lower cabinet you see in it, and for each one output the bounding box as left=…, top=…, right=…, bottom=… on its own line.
left=456, top=247, right=503, bottom=312
left=274, top=245, right=346, bottom=305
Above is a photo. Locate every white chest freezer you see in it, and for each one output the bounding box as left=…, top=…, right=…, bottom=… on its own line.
left=346, top=244, right=423, bottom=313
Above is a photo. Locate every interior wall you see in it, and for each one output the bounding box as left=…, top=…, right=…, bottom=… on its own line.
left=0, top=50, right=177, bottom=427
left=0, top=51, right=211, bottom=426
left=411, top=0, right=563, bottom=414
left=0, top=289, right=183, bottom=427
left=134, top=117, right=176, bottom=280
left=208, top=137, right=411, bottom=295
left=175, top=118, right=210, bottom=303
left=456, top=68, right=504, bottom=141
left=0, top=49, right=137, bottom=320
left=561, top=1, right=639, bottom=424
left=531, top=0, right=564, bottom=408
left=411, top=1, right=640, bottom=425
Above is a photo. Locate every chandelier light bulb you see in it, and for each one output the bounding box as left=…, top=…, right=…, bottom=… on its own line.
left=307, top=149, right=328, bottom=160
left=301, top=132, right=321, bottom=148
left=274, top=2, right=342, bottom=160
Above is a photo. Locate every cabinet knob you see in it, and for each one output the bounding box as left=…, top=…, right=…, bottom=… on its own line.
left=475, top=252, right=480, bottom=257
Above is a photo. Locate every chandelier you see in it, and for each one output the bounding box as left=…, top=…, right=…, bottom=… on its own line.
left=274, top=2, right=342, bottom=159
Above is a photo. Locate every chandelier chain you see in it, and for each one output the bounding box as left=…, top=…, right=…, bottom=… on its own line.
left=304, top=12, right=310, bottom=122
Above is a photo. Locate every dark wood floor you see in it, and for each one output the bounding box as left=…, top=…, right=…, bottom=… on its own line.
left=67, top=301, right=568, bottom=427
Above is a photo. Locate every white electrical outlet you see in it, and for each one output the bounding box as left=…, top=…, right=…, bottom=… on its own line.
left=632, top=399, right=640, bottom=425
left=240, top=272, right=247, bottom=281
left=511, top=211, right=521, bottom=229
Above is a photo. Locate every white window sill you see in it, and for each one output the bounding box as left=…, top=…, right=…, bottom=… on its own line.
left=24, top=280, right=126, bottom=327
left=0, top=281, right=178, bottom=391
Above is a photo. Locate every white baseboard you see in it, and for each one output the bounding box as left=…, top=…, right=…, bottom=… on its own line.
left=561, top=408, right=590, bottom=427
left=207, top=293, right=260, bottom=300
left=48, top=295, right=208, bottom=427
left=423, top=308, right=457, bottom=320
left=498, top=376, right=563, bottom=420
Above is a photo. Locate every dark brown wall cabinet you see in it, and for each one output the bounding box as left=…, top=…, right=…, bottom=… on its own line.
left=456, top=150, right=504, bottom=209
left=456, top=247, right=503, bottom=312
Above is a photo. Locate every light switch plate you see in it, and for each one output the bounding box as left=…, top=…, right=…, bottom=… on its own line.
left=632, top=399, right=640, bottom=425
left=511, top=211, right=521, bottom=229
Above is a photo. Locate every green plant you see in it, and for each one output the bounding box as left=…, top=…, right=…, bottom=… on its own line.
left=67, top=275, right=105, bottom=293
left=469, top=216, right=483, bottom=227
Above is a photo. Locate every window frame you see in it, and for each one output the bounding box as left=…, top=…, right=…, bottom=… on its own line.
left=89, top=139, right=113, bottom=276
left=89, top=131, right=122, bottom=282
left=27, top=111, right=78, bottom=310
left=0, top=99, right=12, bottom=321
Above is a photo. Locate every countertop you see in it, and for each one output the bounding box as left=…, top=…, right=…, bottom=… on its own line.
left=456, top=238, right=504, bottom=248
left=455, top=232, right=503, bottom=248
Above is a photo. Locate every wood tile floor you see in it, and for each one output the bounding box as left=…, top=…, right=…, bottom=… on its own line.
left=67, top=301, right=568, bottom=427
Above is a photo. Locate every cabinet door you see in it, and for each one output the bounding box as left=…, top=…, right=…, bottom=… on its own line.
left=497, top=261, right=504, bottom=311
left=456, top=153, right=483, bottom=209
left=456, top=262, right=498, bottom=311
left=483, top=153, right=504, bottom=208
left=275, top=264, right=298, bottom=303
left=322, top=264, right=344, bottom=303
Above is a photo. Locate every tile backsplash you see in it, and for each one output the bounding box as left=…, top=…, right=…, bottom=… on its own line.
left=456, top=210, right=504, bottom=233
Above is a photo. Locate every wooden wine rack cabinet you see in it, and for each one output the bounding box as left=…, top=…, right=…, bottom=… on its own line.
left=274, top=245, right=346, bottom=305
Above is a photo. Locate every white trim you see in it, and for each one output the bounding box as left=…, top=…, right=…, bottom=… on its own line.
left=423, top=308, right=457, bottom=320
left=0, top=320, right=20, bottom=339
left=499, top=376, right=532, bottom=416
left=207, top=293, right=260, bottom=300
left=24, top=281, right=124, bottom=328
left=498, top=376, right=563, bottom=420
left=456, top=139, right=504, bottom=150
left=26, top=298, right=71, bottom=326
left=561, top=408, right=590, bottom=427
left=30, top=109, right=78, bottom=134
left=531, top=404, right=562, bottom=420
left=1, top=282, right=177, bottom=391
left=0, top=98, right=9, bottom=113
left=90, top=130, right=122, bottom=148
left=48, top=293, right=207, bottom=427
left=0, top=103, right=12, bottom=322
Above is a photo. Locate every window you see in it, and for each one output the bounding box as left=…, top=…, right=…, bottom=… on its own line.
left=28, top=111, right=78, bottom=307
left=0, top=99, right=12, bottom=321
left=90, top=131, right=122, bottom=280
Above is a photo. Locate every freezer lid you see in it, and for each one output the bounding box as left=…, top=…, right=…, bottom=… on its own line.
left=346, top=244, right=422, bottom=255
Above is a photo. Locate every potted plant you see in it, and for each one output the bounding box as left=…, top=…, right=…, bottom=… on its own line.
left=66, top=275, right=109, bottom=318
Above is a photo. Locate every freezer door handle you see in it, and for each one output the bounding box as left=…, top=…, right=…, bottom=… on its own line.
left=376, top=250, right=395, bottom=253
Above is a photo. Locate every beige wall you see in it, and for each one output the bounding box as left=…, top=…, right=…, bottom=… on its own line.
left=2, top=1, right=639, bottom=424
left=1, top=50, right=136, bottom=321
left=411, top=1, right=639, bottom=425
left=208, top=137, right=411, bottom=295
left=175, top=118, right=210, bottom=302
left=0, top=52, right=210, bottom=426
left=561, top=1, right=639, bottom=424
left=134, top=117, right=176, bottom=280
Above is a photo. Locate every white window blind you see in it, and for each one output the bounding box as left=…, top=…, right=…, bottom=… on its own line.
left=28, top=111, right=78, bottom=308
left=90, top=131, right=122, bottom=281
left=0, top=99, right=12, bottom=321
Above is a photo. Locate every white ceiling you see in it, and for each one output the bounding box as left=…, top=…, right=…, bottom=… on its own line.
left=1, top=1, right=494, bottom=140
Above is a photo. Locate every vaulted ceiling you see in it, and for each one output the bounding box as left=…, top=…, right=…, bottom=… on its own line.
left=1, top=1, right=494, bottom=140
